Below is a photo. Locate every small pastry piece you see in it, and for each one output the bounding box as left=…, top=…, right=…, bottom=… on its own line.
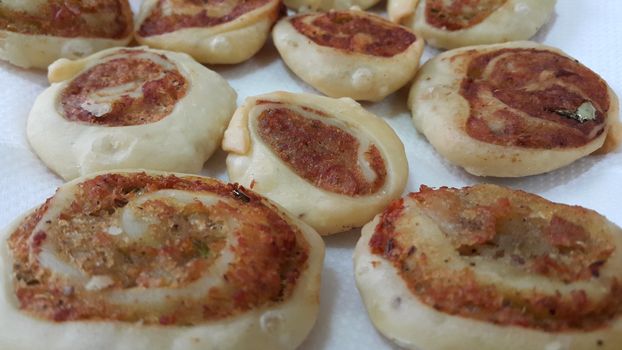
left=135, top=0, right=283, bottom=65
left=222, top=91, right=408, bottom=235
left=273, top=10, right=424, bottom=102
left=0, top=0, right=133, bottom=69
left=388, top=0, right=556, bottom=49
left=354, top=184, right=622, bottom=350
left=27, top=46, right=237, bottom=180
left=408, top=41, right=620, bottom=177
left=0, top=170, right=324, bottom=350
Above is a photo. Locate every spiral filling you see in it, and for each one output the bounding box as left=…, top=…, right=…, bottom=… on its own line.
left=8, top=173, right=309, bottom=325
left=369, top=185, right=622, bottom=331
left=291, top=12, right=416, bottom=58
left=0, top=0, right=131, bottom=38
left=461, top=49, right=609, bottom=148
left=137, top=0, right=274, bottom=37
left=425, top=0, right=508, bottom=31
left=253, top=102, right=387, bottom=196
left=60, top=50, right=188, bottom=127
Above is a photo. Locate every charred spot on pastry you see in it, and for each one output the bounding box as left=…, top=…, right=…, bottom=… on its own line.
left=291, top=11, right=416, bottom=57
left=8, top=172, right=309, bottom=324
left=231, top=186, right=252, bottom=203
left=0, top=0, right=132, bottom=38
left=370, top=185, right=621, bottom=332
left=460, top=49, right=609, bottom=149
left=137, top=0, right=276, bottom=37
left=256, top=106, right=387, bottom=196
left=425, top=0, right=509, bottom=31
left=60, top=50, right=188, bottom=127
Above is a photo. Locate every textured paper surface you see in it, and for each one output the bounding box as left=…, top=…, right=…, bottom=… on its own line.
left=1, top=1, right=621, bottom=349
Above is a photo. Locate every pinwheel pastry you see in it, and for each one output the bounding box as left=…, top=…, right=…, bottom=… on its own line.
left=0, top=0, right=133, bottom=69
left=27, top=47, right=237, bottom=180
left=135, top=0, right=283, bottom=65
left=222, top=91, right=408, bottom=235
left=0, top=170, right=324, bottom=350
left=273, top=10, right=424, bottom=102
left=408, top=41, right=620, bottom=177
left=355, top=184, right=622, bottom=350
left=388, top=0, right=556, bottom=49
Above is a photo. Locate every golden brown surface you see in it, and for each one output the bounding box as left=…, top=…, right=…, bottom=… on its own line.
left=137, top=0, right=278, bottom=37
left=8, top=173, right=309, bottom=325
left=0, top=0, right=132, bottom=39
left=291, top=11, right=417, bottom=58
left=425, top=0, right=508, bottom=31
left=461, top=48, right=609, bottom=149
left=370, top=184, right=622, bottom=331
left=256, top=105, right=387, bottom=196
left=60, top=50, right=188, bottom=126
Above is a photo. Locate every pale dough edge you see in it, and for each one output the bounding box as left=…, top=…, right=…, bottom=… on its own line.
left=0, top=30, right=132, bottom=70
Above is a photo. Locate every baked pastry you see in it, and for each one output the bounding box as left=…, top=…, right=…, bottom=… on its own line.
left=273, top=10, right=425, bottom=102
left=388, top=0, right=556, bottom=49
left=408, top=41, right=620, bottom=177
left=222, top=91, right=408, bottom=235
left=354, top=184, right=622, bottom=350
left=0, top=170, right=324, bottom=350
left=135, top=0, right=282, bottom=65
left=283, top=0, right=379, bottom=12
left=27, top=46, right=237, bottom=180
left=0, top=0, right=133, bottom=69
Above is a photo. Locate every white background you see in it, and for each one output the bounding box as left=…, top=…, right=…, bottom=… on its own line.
left=1, top=1, right=621, bottom=349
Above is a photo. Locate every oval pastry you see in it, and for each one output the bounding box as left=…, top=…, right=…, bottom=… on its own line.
left=408, top=41, right=620, bottom=177
left=273, top=10, right=425, bottom=102
left=354, top=184, right=622, bottom=350
left=0, top=170, right=324, bottom=350
left=388, top=0, right=556, bottom=49
left=135, top=0, right=283, bottom=65
left=27, top=46, right=237, bottom=180
left=222, top=91, right=408, bottom=235
left=0, top=0, right=133, bottom=69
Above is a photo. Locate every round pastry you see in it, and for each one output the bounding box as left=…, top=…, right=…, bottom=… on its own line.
left=354, top=184, right=622, bottom=350
left=135, top=0, right=283, bottom=65
left=0, top=170, right=324, bottom=350
left=389, top=0, right=556, bottom=49
left=27, top=46, right=237, bottom=181
left=222, top=91, right=408, bottom=235
left=273, top=10, right=425, bottom=102
left=0, top=0, right=133, bottom=69
left=408, top=41, right=620, bottom=177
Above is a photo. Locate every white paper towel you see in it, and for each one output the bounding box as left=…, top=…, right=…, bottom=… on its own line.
left=1, top=1, right=621, bottom=349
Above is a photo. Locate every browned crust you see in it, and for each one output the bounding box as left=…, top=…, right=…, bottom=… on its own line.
left=256, top=106, right=387, bottom=196
left=369, top=185, right=622, bottom=331
left=0, top=0, right=133, bottom=39
left=7, top=173, right=309, bottom=325
left=290, top=11, right=417, bottom=58
left=60, top=50, right=188, bottom=126
left=137, top=0, right=280, bottom=37
left=425, top=0, right=508, bottom=31
left=461, top=48, right=609, bottom=149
